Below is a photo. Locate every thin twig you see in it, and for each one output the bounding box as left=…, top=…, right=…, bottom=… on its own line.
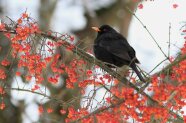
left=149, top=58, right=168, bottom=74
left=71, top=99, right=125, bottom=123
left=125, top=6, right=169, bottom=60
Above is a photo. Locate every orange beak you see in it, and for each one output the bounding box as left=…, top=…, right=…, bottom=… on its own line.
left=92, top=27, right=101, bottom=32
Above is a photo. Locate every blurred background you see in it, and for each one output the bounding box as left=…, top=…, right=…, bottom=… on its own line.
left=0, top=0, right=186, bottom=123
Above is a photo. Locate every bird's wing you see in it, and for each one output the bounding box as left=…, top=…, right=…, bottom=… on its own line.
left=98, top=34, right=134, bottom=62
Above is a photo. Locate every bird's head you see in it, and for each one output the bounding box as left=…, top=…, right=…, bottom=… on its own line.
left=92, top=25, right=116, bottom=34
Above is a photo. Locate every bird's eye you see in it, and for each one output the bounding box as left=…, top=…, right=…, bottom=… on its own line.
left=103, top=29, right=107, bottom=32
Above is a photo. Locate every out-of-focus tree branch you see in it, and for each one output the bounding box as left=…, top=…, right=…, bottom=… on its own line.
left=39, top=0, right=58, bottom=30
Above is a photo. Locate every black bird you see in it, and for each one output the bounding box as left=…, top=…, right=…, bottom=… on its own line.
left=92, top=25, right=145, bottom=82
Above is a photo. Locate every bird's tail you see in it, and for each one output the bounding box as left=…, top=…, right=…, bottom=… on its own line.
left=131, top=63, right=145, bottom=83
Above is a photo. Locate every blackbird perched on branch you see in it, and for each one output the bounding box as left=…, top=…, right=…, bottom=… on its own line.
left=92, top=25, right=145, bottom=82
